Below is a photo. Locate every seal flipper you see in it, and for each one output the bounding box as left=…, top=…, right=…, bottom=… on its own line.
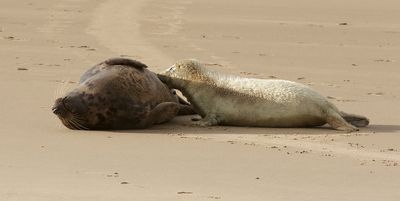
left=170, top=89, right=197, bottom=115
left=178, top=105, right=196, bottom=115
left=177, top=94, right=191, bottom=106
left=105, top=58, right=148, bottom=71
left=191, top=114, right=220, bottom=127
left=79, top=58, right=148, bottom=83
left=340, top=111, right=369, bottom=127
left=326, top=110, right=359, bottom=132
left=145, top=102, right=180, bottom=126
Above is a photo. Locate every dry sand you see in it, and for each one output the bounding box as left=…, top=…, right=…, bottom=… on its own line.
left=1, top=0, right=400, bottom=200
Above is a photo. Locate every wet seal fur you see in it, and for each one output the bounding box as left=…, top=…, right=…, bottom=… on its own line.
left=52, top=58, right=194, bottom=130
left=158, top=59, right=369, bottom=132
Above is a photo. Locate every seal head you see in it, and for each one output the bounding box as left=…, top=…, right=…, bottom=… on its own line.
left=53, top=58, right=190, bottom=130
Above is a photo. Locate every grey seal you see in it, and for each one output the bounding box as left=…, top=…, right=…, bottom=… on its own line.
left=52, top=58, right=194, bottom=130
left=158, top=59, right=369, bottom=132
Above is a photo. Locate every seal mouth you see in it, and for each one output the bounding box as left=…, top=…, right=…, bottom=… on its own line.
left=52, top=98, right=73, bottom=116
left=52, top=98, right=64, bottom=116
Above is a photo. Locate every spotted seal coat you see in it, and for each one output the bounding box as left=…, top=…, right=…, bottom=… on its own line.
left=158, top=59, right=369, bottom=132
left=52, top=58, right=194, bottom=130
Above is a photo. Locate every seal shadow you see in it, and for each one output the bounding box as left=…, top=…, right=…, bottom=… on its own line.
left=364, top=124, right=400, bottom=133
left=112, top=115, right=379, bottom=135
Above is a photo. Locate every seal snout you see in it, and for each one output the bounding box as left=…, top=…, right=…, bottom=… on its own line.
left=163, top=64, right=176, bottom=75
left=52, top=98, right=68, bottom=117
left=52, top=105, right=60, bottom=115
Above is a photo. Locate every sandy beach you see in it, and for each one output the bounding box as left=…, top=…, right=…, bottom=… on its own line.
left=0, top=0, right=399, bottom=200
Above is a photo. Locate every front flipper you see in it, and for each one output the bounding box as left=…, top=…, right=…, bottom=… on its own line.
left=178, top=105, right=197, bottom=115
left=191, top=114, right=220, bottom=127
left=145, top=102, right=180, bottom=126
left=170, top=89, right=197, bottom=115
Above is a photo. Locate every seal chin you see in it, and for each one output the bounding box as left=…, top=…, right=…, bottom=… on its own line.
left=57, top=115, right=89, bottom=130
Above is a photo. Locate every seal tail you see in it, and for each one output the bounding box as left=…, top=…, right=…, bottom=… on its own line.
left=340, top=111, right=369, bottom=127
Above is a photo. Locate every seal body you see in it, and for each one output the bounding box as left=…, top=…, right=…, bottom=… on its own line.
left=52, top=58, right=193, bottom=130
left=158, top=59, right=369, bottom=132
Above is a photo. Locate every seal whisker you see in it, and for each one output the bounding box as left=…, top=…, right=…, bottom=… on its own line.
left=72, top=116, right=83, bottom=122
left=55, top=78, right=70, bottom=101
left=70, top=114, right=89, bottom=130
left=58, top=79, right=66, bottom=97
left=72, top=118, right=89, bottom=130
left=71, top=113, right=85, bottom=122
left=72, top=122, right=83, bottom=130
left=59, top=78, right=74, bottom=98
left=54, top=80, right=63, bottom=101
left=74, top=119, right=87, bottom=127
left=76, top=121, right=89, bottom=130
left=52, top=85, right=58, bottom=102
left=64, top=119, right=74, bottom=129
left=63, top=119, right=73, bottom=130
left=69, top=119, right=82, bottom=130
left=60, top=79, right=68, bottom=97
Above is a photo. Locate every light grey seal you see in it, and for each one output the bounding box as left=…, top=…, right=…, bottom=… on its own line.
left=158, top=59, right=369, bottom=132
left=52, top=58, right=194, bottom=130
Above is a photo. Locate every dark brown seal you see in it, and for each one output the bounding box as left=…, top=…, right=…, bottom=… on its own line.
left=52, top=58, right=194, bottom=130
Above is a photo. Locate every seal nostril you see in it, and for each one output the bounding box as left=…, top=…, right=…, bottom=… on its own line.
left=52, top=107, right=60, bottom=115
left=52, top=101, right=64, bottom=115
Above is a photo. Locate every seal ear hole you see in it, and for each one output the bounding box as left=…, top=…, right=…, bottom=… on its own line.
left=96, top=113, right=106, bottom=122
left=109, top=107, right=117, bottom=113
